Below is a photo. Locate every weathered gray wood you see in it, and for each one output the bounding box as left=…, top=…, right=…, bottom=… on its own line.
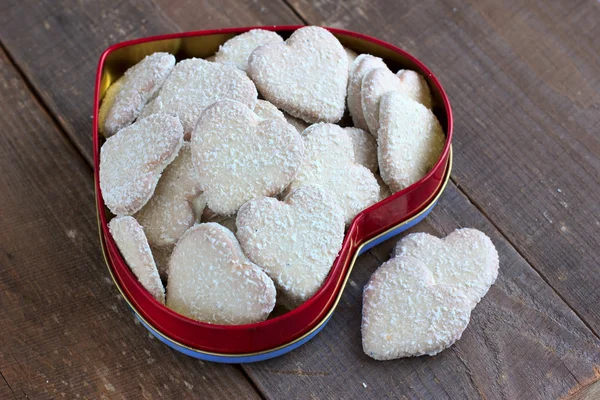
left=570, top=380, right=600, bottom=400
left=0, top=48, right=260, bottom=399
left=244, top=185, right=600, bottom=399
left=153, top=0, right=301, bottom=32
left=287, top=0, right=600, bottom=336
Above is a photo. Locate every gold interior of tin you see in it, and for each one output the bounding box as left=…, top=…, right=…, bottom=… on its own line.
left=97, top=30, right=452, bottom=357
left=99, top=31, right=448, bottom=128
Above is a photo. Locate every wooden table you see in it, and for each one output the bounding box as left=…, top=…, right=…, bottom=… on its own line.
left=0, top=1, right=598, bottom=398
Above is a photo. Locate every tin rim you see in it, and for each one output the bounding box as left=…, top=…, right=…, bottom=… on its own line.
left=97, top=148, right=452, bottom=357
left=92, top=26, right=454, bottom=354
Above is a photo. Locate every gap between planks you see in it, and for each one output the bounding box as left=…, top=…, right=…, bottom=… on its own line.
left=281, top=0, right=310, bottom=24
left=567, top=378, right=600, bottom=400
left=0, top=370, right=17, bottom=400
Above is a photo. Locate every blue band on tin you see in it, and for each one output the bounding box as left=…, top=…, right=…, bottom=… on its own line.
left=136, top=314, right=332, bottom=363
left=358, top=200, right=437, bottom=255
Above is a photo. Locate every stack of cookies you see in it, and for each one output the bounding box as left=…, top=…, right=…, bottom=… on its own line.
left=99, top=26, right=496, bottom=360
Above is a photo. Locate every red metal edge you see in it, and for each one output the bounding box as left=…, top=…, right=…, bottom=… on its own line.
left=93, top=26, right=453, bottom=354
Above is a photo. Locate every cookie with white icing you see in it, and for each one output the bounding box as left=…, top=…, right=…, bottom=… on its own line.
left=137, top=97, right=156, bottom=121
left=287, top=123, right=379, bottom=225
left=361, top=67, right=407, bottom=136
left=192, top=100, right=304, bottom=216
left=100, top=114, right=184, bottom=215
left=362, top=228, right=498, bottom=360
left=343, top=47, right=358, bottom=73
left=237, top=185, right=344, bottom=307
left=396, top=69, right=433, bottom=109
left=361, top=67, right=433, bottom=135
left=167, top=223, right=276, bottom=324
left=392, top=229, right=499, bottom=305
left=214, top=29, right=284, bottom=72
left=135, top=143, right=202, bottom=251
left=99, top=52, right=175, bottom=137
left=109, top=216, right=165, bottom=303
left=145, top=58, right=257, bottom=138
left=347, top=54, right=387, bottom=131
left=343, top=127, right=378, bottom=173
left=378, top=92, right=445, bottom=192
left=254, top=99, right=285, bottom=121
left=248, top=26, right=348, bottom=123
left=283, top=112, right=309, bottom=134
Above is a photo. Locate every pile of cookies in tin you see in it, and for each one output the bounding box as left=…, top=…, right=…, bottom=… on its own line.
left=100, top=27, right=498, bottom=360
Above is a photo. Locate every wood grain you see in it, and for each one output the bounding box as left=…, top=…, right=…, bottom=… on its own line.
left=0, top=0, right=300, bottom=165
left=0, top=48, right=259, bottom=399
left=243, top=185, right=600, bottom=399
left=152, top=0, right=301, bottom=32
left=287, top=0, right=600, bottom=334
left=569, top=380, right=600, bottom=400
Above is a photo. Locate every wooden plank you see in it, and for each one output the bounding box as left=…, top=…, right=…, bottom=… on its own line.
left=0, top=0, right=300, bottom=165
left=0, top=370, right=17, bottom=400
left=243, top=184, right=600, bottom=399
left=0, top=49, right=259, bottom=399
left=152, top=0, right=301, bottom=32
left=286, top=0, right=600, bottom=334
left=570, top=380, right=600, bottom=400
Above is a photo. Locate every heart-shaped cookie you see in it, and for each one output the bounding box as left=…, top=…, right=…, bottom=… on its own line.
left=135, top=143, right=202, bottom=251
left=191, top=100, right=304, bottom=216
left=146, top=58, right=257, bottom=138
left=361, top=67, right=433, bottom=136
left=166, top=223, right=276, bottom=324
left=247, top=26, right=348, bottom=123
left=343, top=127, right=378, bottom=173
left=109, top=216, right=165, bottom=304
left=283, top=112, right=310, bottom=134
left=392, top=229, right=499, bottom=304
left=254, top=99, right=285, bottom=121
left=99, top=52, right=175, bottom=137
left=100, top=114, right=184, bottom=215
left=396, top=69, right=433, bottom=109
left=362, top=228, right=499, bottom=360
left=137, top=96, right=156, bottom=121
left=378, top=91, right=445, bottom=192
left=287, top=123, right=379, bottom=225
left=214, top=29, right=284, bottom=72
left=361, top=67, right=408, bottom=136
left=347, top=54, right=387, bottom=131
left=236, top=185, right=345, bottom=307
left=344, top=47, right=358, bottom=73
